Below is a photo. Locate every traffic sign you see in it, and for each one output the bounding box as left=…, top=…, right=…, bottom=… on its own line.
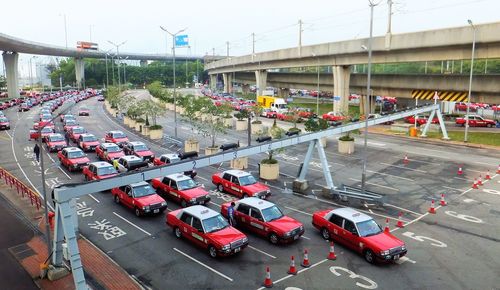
left=433, top=91, right=440, bottom=100
left=334, top=96, right=341, bottom=101
left=175, top=35, right=189, bottom=47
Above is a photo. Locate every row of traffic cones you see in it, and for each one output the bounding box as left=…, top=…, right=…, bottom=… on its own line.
left=264, top=243, right=337, bottom=288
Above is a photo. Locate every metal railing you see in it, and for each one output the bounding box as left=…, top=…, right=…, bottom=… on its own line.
left=0, top=167, right=42, bottom=210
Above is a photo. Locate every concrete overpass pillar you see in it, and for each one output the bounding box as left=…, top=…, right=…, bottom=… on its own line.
left=222, top=73, right=232, bottom=93
left=209, top=74, right=217, bottom=91
left=2, top=52, right=20, bottom=99
left=255, top=70, right=268, bottom=96
left=333, top=65, right=350, bottom=115
left=242, top=84, right=250, bottom=94
left=74, top=58, right=85, bottom=89
left=278, top=88, right=290, bottom=98
left=139, top=60, right=148, bottom=67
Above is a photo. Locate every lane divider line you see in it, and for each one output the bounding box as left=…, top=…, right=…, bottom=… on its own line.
left=88, top=194, right=100, bottom=203
left=173, top=247, right=233, bottom=282
left=247, top=245, right=276, bottom=259
left=112, top=212, right=151, bottom=236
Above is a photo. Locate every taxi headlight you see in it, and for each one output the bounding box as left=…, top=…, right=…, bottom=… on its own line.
left=143, top=205, right=150, bottom=211
left=380, top=250, right=390, bottom=256
left=242, top=237, right=248, bottom=243
left=284, top=231, right=293, bottom=237
left=222, top=244, right=230, bottom=251
left=161, top=201, right=167, bottom=207
left=401, top=245, right=406, bottom=251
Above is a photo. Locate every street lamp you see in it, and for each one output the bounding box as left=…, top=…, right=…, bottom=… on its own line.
left=107, top=40, right=126, bottom=91
left=361, top=0, right=380, bottom=195
left=104, top=49, right=113, bottom=89
left=122, top=56, right=129, bottom=86
left=160, top=26, right=187, bottom=138
left=464, top=19, right=476, bottom=143
left=312, top=52, right=320, bottom=115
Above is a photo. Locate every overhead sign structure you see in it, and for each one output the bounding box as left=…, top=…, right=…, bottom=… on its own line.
left=175, top=35, right=189, bottom=47
left=76, top=41, right=98, bottom=51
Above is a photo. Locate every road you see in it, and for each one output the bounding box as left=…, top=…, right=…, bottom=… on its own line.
left=0, top=92, right=499, bottom=289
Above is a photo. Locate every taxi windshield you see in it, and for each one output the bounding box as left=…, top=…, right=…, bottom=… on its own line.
left=112, top=132, right=126, bottom=138
left=177, top=179, right=197, bottom=190
left=106, top=145, right=121, bottom=153
left=132, top=184, right=155, bottom=198
left=356, top=219, right=382, bottom=237
left=68, top=151, right=85, bottom=158
left=134, top=144, right=148, bottom=151
left=262, top=205, right=284, bottom=222
left=0, top=117, right=8, bottom=122
left=72, top=128, right=85, bottom=134
left=82, top=135, right=97, bottom=142
left=49, top=135, right=64, bottom=142
left=238, top=175, right=256, bottom=186
left=65, top=115, right=75, bottom=120
left=65, top=120, right=77, bottom=125
left=97, top=166, right=117, bottom=176
left=41, top=127, right=53, bottom=133
left=203, top=215, right=229, bottom=233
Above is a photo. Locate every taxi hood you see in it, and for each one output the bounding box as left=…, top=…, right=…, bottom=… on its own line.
left=135, top=194, right=163, bottom=206
left=114, top=137, right=128, bottom=143
left=241, top=182, right=269, bottom=193
left=69, top=156, right=90, bottom=164
left=362, top=232, right=404, bottom=251
left=268, top=216, right=302, bottom=232
left=182, top=187, right=209, bottom=199
left=136, top=150, right=154, bottom=157
left=206, top=226, right=246, bottom=245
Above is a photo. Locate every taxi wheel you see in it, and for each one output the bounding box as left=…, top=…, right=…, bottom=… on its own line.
left=208, top=246, right=217, bottom=258
left=269, top=233, right=279, bottom=245
left=242, top=193, right=249, bottom=199
left=174, top=227, right=182, bottom=239
left=181, top=200, right=187, bottom=208
left=217, top=184, right=224, bottom=192
left=321, top=228, right=330, bottom=240
left=364, top=249, right=375, bottom=264
left=135, top=208, right=141, bottom=217
left=114, top=195, right=120, bottom=204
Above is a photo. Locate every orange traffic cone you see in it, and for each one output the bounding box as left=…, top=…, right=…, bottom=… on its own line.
left=485, top=170, right=491, bottom=180
left=472, top=178, right=478, bottom=189
left=403, top=155, right=409, bottom=165
left=287, top=256, right=297, bottom=275
left=478, top=175, right=483, bottom=186
left=263, top=266, right=273, bottom=288
left=396, top=212, right=404, bottom=228
left=301, top=249, right=311, bottom=268
left=440, top=194, right=447, bottom=206
left=457, top=167, right=463, bottom=175
left=428, top=199, right=436, bottom=214
left=384, top=218, right=390, bottom=233
left=497, top=164, right=500, bottom=174
left=327, top=242, right=337, bottom=260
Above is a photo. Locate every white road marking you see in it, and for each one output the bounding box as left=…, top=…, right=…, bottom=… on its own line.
left=248, top=245, right=276, bottom=259
left=453, top=176, right=469, bottom=181
left=349, top=178, right=400, bottom=192
left=209, top=201, right=221, bottom=207
left=301, top=235, right=311, bottom=240
left=474, top=161, right=496, bottom=166
left=196, top=175, right=209, bottom=182
left=442, top=186, right=462, bottom=191
left=463, top=198, right=475, bottom=203
left=173, top=248, right=233, bottom=282
left=58, top=166, right=72, bottom=179
left=406, top=158, right=440, bottom=165
left=380, top=162, right=426, bottom=173
left=367, top=141, right=386, bottom=147
left=395, top=256, right=416, bottom=264
left=383, top=203, right=423, bottom=216
left=88, top=194, right=100, bottom=203
left=112, top=212, right=152, bottom=236
left=465, top=168, right=483, bottom=174
left=284, top=206, right=312, bottom=216
left=366, top=170, right=414, bottom=182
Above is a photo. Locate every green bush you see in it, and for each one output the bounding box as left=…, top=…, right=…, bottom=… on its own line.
left=339, top=133, right=354, bottom=141
left=261, top=158, right=278, bottom=164
left=135, top=118, right=145, bottom=123
left=252, top=120, right=262, bottom=124
left=149, top=125, right=163, bottom=130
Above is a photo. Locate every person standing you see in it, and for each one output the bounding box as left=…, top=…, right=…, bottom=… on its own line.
left=33, top=143, right=40, bottom=162
left=228, top=202, right=236, bottom=226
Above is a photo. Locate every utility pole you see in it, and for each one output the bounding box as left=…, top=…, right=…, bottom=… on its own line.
left=387, top=0, right=393, bottom=34
left=252, top=33, right=256, bottom=61
left=298, top=19, right=303, bottom=56
left=226, top=41, right=230, bottom=58
left=107, top=40, right=126, bottom=92
left=464, top=20, right=476, bottom=143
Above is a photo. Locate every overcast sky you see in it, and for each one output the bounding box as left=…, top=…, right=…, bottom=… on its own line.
left=2, top=0, right=498, bottom=76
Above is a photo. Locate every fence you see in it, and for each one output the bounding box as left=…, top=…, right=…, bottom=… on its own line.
left=0, top=167, right=42, bottom=210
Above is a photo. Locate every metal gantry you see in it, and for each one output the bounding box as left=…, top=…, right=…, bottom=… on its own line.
left=52, top=103, right=447, bottom=289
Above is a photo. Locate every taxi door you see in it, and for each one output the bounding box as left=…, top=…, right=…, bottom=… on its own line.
left=120, top=186, right=134, bottom=209
left=166, top=179, right=182, bottom=203
left=222, top=173, right=236, bottom=195
left=248, top=207, right=267, bottom=236
left=340, top=219, right=361, bottom=251
left=190, top=217, right=207, bottom=247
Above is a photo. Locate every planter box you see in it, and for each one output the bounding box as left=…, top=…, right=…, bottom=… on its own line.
left=223, top=118, right=233, bottom=128
left=129, top=119, right=137, bottom=128
left=338, top=140, right=354, bottom=154
left=235, top=120, right=248, bottom=131
left=259, top=162, right=279, bottom=180
left=123, top=116, right=131, bottom=126
left=319, top=137, right=327, bottom=148
left=230, top=157, right=248, bottom=170
left=166, top=103, right=174, bottom=110
left=251, top=123, right=263, bottom=135
left=135, top=122, right=145, bottom=132
left=149, top=129, right=163, bottom=140
left=142, top=126, right=150, bottom=137
left=204, top=147, right=219, bottom=156
left=184, top=140, right=200, bottom=153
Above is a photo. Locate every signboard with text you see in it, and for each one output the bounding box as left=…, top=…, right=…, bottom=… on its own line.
left=175, top=35, right=189, bottom=47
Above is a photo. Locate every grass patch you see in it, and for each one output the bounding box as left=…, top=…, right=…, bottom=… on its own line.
left=426, top=131, right=500, bottom=146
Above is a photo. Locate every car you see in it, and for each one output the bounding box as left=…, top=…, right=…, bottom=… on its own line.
left=39, top=113, right=52, bottom=122
left=312, top=207, right=407, bottom=263
left=123, top=141, right=155, bottom=162
left=404, top=115, right=439, bottom=125
left=60, top=114, right=75, bottom=122
left=152, top=173, right=211, bottom=207
left=260, top=108, right=277, bottom=118
left=366, top=114, right=394, bottom=125
left=221, top=198, right=304, bottom=244
left=0, top=116, right=10, bottom=130
left=152, top=153, right=197, bottom=178
left=45, top=133, right=67, bottom=152
left=83, top=161, right=119, bottom=181
left=29, top=127, right=54, bottom=141
left=96, top=143, right=125, bottom=162
left=277, top=111, right=302, bottom=122
left=104, top=131, right=129, bottom=147
left=57, top=147, right=90, bottom=172
left=77, top=133, right=100, bottom=152
left=97, top=95, right=105, bottom=102
left=0, top=111, right=4, bottom=117
left=212, top=170, right=271, bottom=199
left=295, top=108, right=316, bottom=118
left=18, top=103, right=30, bottom=112
left=166, top=205, right=248, bottom=258
left=0, top=103, right=8, bottom=110
left=68, top=126, right=87, bottom=142
left=113, top=155, right=149, bottom=173
left=78, top=106, right=90, bottom=116
left=455, top=115, right=496, bottom=127
left=322, top=111, right=346, bottom=122
left=112, top=182, right=167, bottom=217
left=455, top=102, right=478, bottom=112
left=63, top=119, right=79, bottom=132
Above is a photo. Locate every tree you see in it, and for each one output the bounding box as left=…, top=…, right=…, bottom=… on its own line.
left=196, top=99, right=227, bottom=148
left=262, top=122, right=286, bottom=164
left=138, top=99, right=166, bottom=128
left=0, top=76, right=6, bottom=89
left=180, top=95, right=203, bottom=140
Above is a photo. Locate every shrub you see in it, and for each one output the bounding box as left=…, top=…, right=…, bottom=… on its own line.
left=252, top=120, right=262, bottom=124
left=149, top=125, right=163, bottom=130
left=261, top=158, right=278, bottom=165
left=339, top=133, right=354, bottom=141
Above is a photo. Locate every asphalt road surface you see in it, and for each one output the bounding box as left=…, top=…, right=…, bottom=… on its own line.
left=0, top=93, right=499, bottom=290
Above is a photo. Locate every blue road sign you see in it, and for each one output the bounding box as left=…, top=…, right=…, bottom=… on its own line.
left=334, top=96, right=341, bottom=101
left=175, top=35, right=189, bottom=47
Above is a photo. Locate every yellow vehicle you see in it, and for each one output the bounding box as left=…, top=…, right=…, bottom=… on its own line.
left=257, top=96, right=288, bottom=113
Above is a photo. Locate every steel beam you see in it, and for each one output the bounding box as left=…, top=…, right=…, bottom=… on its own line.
left=316, top=139, right=335, bottom=189
left=297, top=140, right=315, bottom=180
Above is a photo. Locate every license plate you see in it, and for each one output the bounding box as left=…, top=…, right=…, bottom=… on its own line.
left=154, top=209, right=159, bottom=213
left=234, top=247, right=241, bottom=253
left=393, top=254, right=400, bottom=260
left=293, top=235, right=299, bottom=240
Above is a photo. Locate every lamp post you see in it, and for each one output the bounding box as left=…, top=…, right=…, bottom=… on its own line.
left=361, top=0, right=379, bottom=194
left=122, top=56, right=129, bottom=86
left=464, top=19, right=476, bottom=143
left=312, top=53, right=320, bottom=115
left=104, top=49, right=112, bottom=89
left=107, top=40, right=126, bottom=92
left=160, top=26, right=187, bottom=138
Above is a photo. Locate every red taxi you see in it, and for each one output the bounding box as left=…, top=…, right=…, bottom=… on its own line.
left=58, top=147, right=90, bottom=172
left=312, top=207, right=407, bottom=263
left=0, top=116, right=10, bottom=130
left=322, top=111, right=346, bottom=122
left=152, top=173, right=210, bottom=207
left=455, top=115, right=496, bottom=127
left=152, top=153, right=196, bottom=178
left=68, top=126, right=87, bottom=142
left=63, top=119, right=79, bottom=132
left=45, top=133, right=67, bottom=152
left=77, top=133, right=100, bottom=152
left=212, top=170, right=271, bottom=199
left=78, top=106, right=90, bottom=116
left=83, top=161, right=118, bottom=181
left=104, top=131, right=129, bottom=147
left=29, top=127, right=54, bottom=141
left=112, top=181, right=167, bottom=217
left=123, top=141, right=155, bottom=162
left=221, top=198, right=304, bottom=244
left=166, top=205, right=248, bottom=258
left=96, top=143, right=125, bottom=162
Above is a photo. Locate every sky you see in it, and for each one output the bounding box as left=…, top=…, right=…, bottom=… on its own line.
left=2, top=0, right=499, bottom=77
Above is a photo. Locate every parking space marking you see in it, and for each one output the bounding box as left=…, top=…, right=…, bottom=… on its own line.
left=58, top=166, right=72, bottom=179
left=366, top=170, right=413, bottom=182
left=209, top=201, right=221, bottom=207
left=349, top=178, right=400, bottom=192
left=197, top=175, right=209, bottom=182
left=395, top=256, right=416, bottom=264
left=173, top=248, right=233, bottom=282
left=442, top=186, right=463, bottom=191
left=301, top=235, right=311, bottom=240
left=284, top=206, right=312, bottom=216
left=380, top=162, right=426, bottom=173
left=453, top=176, right=469, bottom=181
left=256, top=258, right=329, bottom=289
left=383, top=203, right=423, bottom=216
left=248, top=245, right=276, bottom=259
left=88, top=194, right=100, bottom=203
left=112, top=212, right=152, bottom=236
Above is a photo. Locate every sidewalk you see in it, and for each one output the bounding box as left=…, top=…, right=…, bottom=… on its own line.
left=0, top=178, right=143, bottom=290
